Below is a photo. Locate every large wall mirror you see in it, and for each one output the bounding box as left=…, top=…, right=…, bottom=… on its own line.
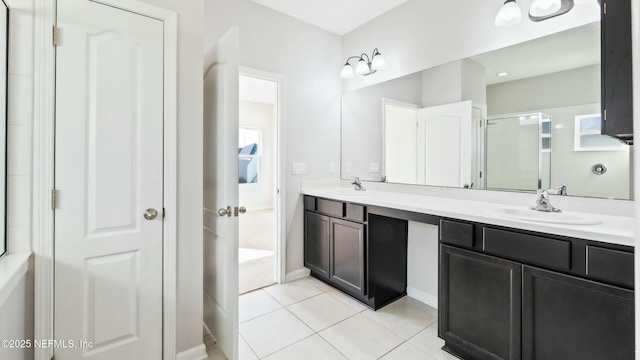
left=0, top=1, right=8, bottom=257
left=341, top=15, right=633, bottom=200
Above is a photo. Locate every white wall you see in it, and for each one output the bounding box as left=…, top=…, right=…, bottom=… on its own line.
left=407, top=222, right=438, bottom=308
left=239, top=101, right=275, bottom=210
left=204, top=0, right=342, bottom=278
left=137, top=0, right=205, bottom=354
left=342, top=0, right=600, bottom=91
left=1, top=0, right=34, bottom=352
left=0, top=271, right=34, bottom=360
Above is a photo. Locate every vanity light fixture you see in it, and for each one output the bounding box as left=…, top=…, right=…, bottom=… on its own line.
left=529, top=0, right=574, bottom=21
left=495, top=0, right=575, bottom=26
left=341, top=48, right=386, bottom=78
left=494, top=0, right=522, bottom=27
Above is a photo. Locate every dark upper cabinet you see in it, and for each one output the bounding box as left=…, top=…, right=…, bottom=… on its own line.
left=329, top=218, right=365, bottom=297
left=522, top=266, right=634, bottom=360
left=304, top=211, right=330, bottom=278
left=439, top=245, right=522, bottom=360
left=601, top=0, right=633, bottom=141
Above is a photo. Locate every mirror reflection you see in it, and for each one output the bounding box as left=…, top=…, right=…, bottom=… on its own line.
left=341, top=21, right=632, bottom=200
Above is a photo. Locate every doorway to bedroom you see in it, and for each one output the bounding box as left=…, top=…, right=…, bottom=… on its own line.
left=238, top=73, right=280, bottom=294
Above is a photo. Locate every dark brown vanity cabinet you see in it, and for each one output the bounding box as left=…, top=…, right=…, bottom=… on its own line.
left=303, top=196, right=409, bottom=309
left=303, top=211, right=330, bottom=278
left=522, top=266, right=634, bottom=360
left=601, top=0, right=633, bottom=140
left=303, top=196, right=366, bottom=299
left=329, top=217, right=366, bottom=296
left=439, top=220, right=635, bottom=360
left=440, top=245, right=522, bottom=360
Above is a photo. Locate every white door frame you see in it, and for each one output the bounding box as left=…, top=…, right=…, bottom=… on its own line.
left=238, top=66, right=287, bottom=283
left=32, top=1, right=178, bottom=359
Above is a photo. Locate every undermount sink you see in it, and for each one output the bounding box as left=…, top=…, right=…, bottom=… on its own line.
left=489, top=208, right=601, bottom=225
left=328, top=188, right=372, bottom=196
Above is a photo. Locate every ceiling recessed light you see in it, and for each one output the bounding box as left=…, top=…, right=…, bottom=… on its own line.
left=497, top=72, right=509, bottom=77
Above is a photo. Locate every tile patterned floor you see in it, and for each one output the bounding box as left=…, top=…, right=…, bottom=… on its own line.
left=206, top=276, right=458, bottom=360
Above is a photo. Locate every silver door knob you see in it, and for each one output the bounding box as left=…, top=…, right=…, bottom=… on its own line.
left=144, top=208, right=158, bottom=220
left=234, top=206, right=247, bottom=217
left=218, top=206, right=232, bottom=217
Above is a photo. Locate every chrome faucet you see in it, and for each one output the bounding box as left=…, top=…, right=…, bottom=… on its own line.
left=351, top=177, right=366, bottom=191
left=555, top=184, right=567, bottom=196
left=530, top=189, right=561, bottom=212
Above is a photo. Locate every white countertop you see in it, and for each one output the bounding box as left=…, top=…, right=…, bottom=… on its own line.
left=302, top=187, right=636, bottom=248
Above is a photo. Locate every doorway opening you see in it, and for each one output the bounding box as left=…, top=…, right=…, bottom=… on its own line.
left=238, top=72, right=281, bottom=294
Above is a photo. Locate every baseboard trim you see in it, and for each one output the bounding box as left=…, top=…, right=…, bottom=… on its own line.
left=407, top=286, right=438, bottom=309
left=176, top=343, right=208, bottom=360
left=285, top=268, right=311, bottom=282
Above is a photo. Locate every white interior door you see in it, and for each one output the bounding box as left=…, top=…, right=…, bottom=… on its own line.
left=384, top=100, right=419, bottom=184
left=54, top=0, right=164, bottom=359
left=418, top=101, right=473, bottom=187
left=203, top=27, right=240, bottom=360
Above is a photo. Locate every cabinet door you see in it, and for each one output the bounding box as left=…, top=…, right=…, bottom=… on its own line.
left=329, top=218, right=365, bottom=296
left=439, top=245, right=521, bottom=360
left=304, top=211, right=330, bottom=278
left=601, top=0, right=633, bottom=139
left=522, top=266, right=634, bottom=360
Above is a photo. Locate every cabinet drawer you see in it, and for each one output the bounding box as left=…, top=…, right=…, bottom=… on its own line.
left=317, top=198, right=344, bottom=217
left=346, top=203, right=365, bottom=222
left=440, top=220, right=474, bottom=248
left=586, top=246, right=634, bottom=288
left=303, top=196, right=316, bottom=211
left=483, top=228, right=571, bottom=271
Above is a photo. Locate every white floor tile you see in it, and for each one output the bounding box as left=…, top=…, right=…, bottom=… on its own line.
left=319, top=313, right=403, bottom=360
left=301, top=276, right=334, bottom=292
left=239, top=289, right=283, bottom=323
left=239, top=336, right=259, bottom=360
left=326, top=290, right=368, bottom=312
left=206, top=344, right=227, bottom=360
left=408, top=322, right=458, bottom=360
left=240, top=308, right=314, bottom=358
left=264, top=278, right=325, bottom=306
left=379, top=342, right=435, bottom=360
left=288, top=293, right=359, bottom=331
left=263, top=334, right=348, bottom=360
left=362, top=296, right=437, bottom=340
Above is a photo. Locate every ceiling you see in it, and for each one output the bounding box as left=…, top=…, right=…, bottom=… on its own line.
left=250, top=0, right=409, bottom=35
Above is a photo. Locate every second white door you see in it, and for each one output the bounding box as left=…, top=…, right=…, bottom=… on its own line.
left=54, top=0, right=164, bottom=358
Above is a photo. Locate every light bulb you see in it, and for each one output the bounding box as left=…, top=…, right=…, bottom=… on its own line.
left=355, top=59, right=369, bottom=75
left=340, top=63, right=354, bottom=78
left=371, top=54, right=386, bottom=70
left=529, top=0, right=561, bottom=16
left=494, top=0, right=522, bottom=27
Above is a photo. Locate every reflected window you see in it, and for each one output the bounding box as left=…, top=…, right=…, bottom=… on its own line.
left=239, top=128, right=261, bottom=184
left=574, top=114, right=626, bottom=151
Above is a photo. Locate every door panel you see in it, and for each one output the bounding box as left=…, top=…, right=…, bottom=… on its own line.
left=203, top=27, right=240, bottom=360
left=417, top=101, right=473, bottom=187
left=55, top=0, right=164, bottom=358
left=330, top=218, right=365, bottom=296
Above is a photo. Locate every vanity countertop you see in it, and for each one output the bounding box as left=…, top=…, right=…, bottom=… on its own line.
left=301, top=187, right=636, bottom=248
